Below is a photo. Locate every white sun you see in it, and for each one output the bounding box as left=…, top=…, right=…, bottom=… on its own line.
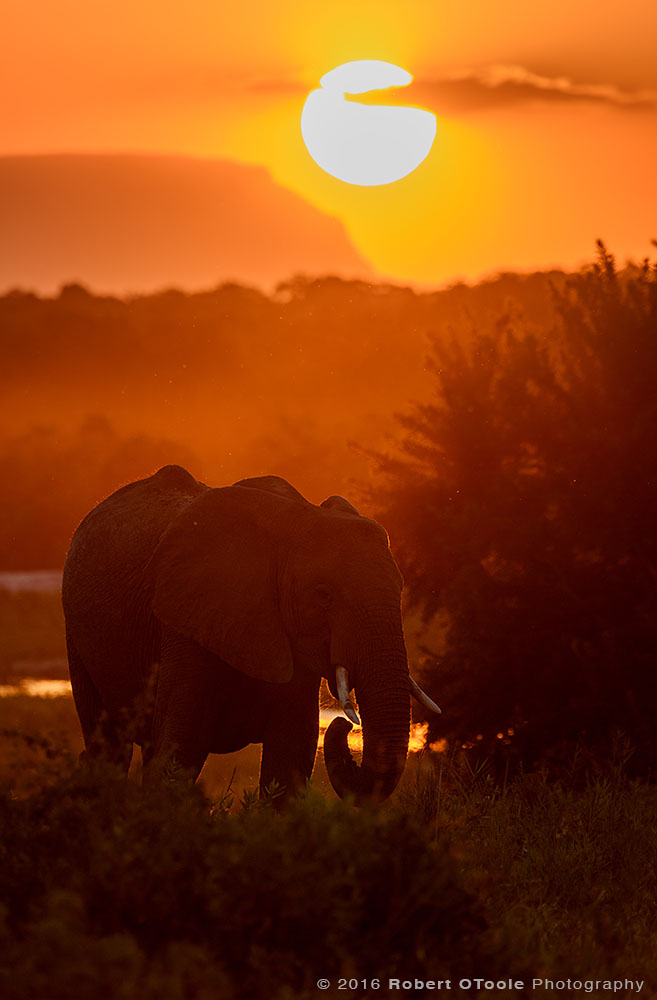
left=301, top=60, right=436, bottom=187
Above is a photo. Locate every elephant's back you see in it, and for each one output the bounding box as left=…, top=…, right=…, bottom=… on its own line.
left=63, top=465, right=208, bottom=632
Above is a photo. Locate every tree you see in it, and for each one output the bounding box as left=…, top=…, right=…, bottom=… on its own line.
left=375, top=244, right=657, bottom=772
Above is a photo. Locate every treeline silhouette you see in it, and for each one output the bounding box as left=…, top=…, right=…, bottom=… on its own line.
left=0, top=270, right=560, bottom=567
left=374, top=244, right=657, bottom=772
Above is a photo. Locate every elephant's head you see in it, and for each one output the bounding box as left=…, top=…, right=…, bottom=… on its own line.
left=151, top=476, right=438, bottom=802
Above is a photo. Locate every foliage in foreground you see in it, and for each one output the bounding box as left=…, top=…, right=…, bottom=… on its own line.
left=401, top=752, right=657, bottom=989
left=2, top=728, right=657, bottom=999
left=0, top=757, right=507, bottom=1000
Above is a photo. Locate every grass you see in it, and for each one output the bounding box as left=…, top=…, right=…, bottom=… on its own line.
left=1, top=694, right=656, bottom=998
left=400, top=750, right=657, bottom=990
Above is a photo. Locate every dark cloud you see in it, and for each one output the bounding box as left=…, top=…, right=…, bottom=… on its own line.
left=285, top=65, right=657, bottom=113
left=402, top=67, right=657, bottom=113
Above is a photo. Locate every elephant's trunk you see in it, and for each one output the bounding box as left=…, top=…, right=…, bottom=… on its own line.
left=324, top=641, right=410, bottom=803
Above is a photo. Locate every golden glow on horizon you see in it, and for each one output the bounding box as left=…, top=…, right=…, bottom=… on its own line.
left=227, top=96, right=503, bottom=283
left=301, top=60, right=436, bottom=186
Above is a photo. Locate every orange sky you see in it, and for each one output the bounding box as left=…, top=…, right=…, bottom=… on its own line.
left=3, top=1, right=657, bottom=285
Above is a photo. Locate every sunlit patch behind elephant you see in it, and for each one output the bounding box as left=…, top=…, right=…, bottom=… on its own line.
left=62, top=465, right=438, bottom=803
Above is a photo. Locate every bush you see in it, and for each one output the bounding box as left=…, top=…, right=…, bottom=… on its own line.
left=375, top=245, right=657, bottom=772
left=0, top=762, right=509, bottom=999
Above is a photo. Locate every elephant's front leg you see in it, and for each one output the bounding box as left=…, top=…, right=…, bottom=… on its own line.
left=146, top=628, right=219, bottom=783
left=259, top=674, right=320, bottom=801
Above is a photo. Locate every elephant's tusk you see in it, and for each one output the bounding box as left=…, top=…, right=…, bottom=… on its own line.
left=335, top=666, right=361, bottom=726
left=409, top=676, right=442, bottom=714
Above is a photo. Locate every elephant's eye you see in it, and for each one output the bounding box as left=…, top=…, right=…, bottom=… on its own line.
left=314, top=584, right=332, bottom=605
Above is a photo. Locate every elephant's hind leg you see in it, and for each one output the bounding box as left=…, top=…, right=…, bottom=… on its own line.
left=144, top=628, right=216, bottom=785
left=67, top=634, right=133, bottom=773
left=67, top=633, right=103, bottom=746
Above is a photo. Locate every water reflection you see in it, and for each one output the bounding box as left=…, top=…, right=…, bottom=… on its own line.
left=0, top=678, right=72, bottom=698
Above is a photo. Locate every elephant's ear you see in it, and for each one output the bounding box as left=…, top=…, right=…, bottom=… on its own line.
left=320, top=495, right=360, bottom=516
left=151, top=486, right=298, bottom=683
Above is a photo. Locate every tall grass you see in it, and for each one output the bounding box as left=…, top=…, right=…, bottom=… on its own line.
left=400, top=750, right=657, bottom=989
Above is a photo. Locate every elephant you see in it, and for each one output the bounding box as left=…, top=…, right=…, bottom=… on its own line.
left=62, top=464, right=439, bottom=802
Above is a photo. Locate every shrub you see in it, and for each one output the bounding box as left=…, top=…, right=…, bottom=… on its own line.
left=375, top=246, right=657, bottom=772
left=0, top=762, right=509, bottom=999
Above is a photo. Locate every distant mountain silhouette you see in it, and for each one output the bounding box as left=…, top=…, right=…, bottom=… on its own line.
left=0, top=154, right=373, bottom=293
